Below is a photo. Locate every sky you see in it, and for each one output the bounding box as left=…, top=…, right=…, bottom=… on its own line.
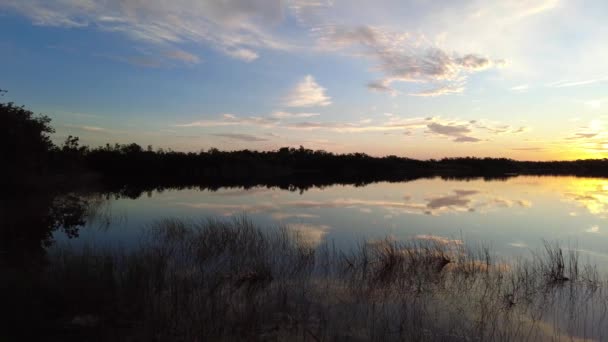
left=1, top=0, right=607, bottom=160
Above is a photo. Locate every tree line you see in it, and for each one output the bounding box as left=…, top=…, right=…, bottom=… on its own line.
left=3, top=96, right=608, bottom=192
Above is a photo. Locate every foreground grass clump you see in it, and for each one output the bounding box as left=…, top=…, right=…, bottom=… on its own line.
left=45, top=218, right=608, bottom=341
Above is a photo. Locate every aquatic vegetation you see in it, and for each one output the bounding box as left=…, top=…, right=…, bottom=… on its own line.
left=33, top=217, right=608, bottom=341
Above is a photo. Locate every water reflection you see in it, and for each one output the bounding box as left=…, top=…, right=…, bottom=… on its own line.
left=288, top=223, right=331, bottom=247
left=66, top=175, right=606, bottom=265
left=173, top=187, right=532, bottom=217
left=7, top=175, right=608, bottom=340
left=1, top=191, right=109, bottom=337
left=7, top=175, right=608, bottom=266
left=0, top=192, right=107, bottom=267
left=561, top=178, right=608, bottom=218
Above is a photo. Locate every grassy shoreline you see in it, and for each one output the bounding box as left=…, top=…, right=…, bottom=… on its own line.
left=9, top=217, right=608, bottom=341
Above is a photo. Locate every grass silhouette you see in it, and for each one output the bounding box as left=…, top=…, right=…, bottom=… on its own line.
left=35, top=216, right=608, bottom=341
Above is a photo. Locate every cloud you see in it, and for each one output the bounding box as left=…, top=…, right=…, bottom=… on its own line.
left=285, top=198, right=429, bottom=214
left=454, top=54, right=493, bottom=69
left=289, top=0, right=333, bottom=25
left=211, top=133, right=269, bottom=142
left=176, top=112, right=525, bottom=143
left=64, top=124, right=108, bottom=132
left=562, top=180, right=608, bottom=218
left=315, top=25, right=502, bottom=96
left=265, top=132, right=281, bottom=137
left=224, top=48, right=259, bottom=62
left=95, top=52, right=163, bottom=67
left=566, top=132, right=599, bottom=140
left=510, top=84, right=529, bottom=92
left=173, top=202, right=279, bottom=216
left=367, top=80, right=397, bottom=94
left=586, top=225, right=600, bottom=233
left=176, top=113, right=279, bottom=128
left=473, top=119, right=523, bottom=133
left=584, top=99, right=603, bottom=110
left=548, top=78, right=608, bottom=88
left=165, top=49, right=201, bottom=64
left=80, top=125, right=106, bottom=132
left=284, top=75, right=331, bottom=107
left=515, top=0, right=559, bottom=18
left=168, top=188, right=530, bottom=221
left=511, top=126, right=529, bottom=134
left=287, top=223, right=330, bottom=247
left=564, top=120, right=606, bottom=143
left=270, top=111, right=320, bottom=119
left=214, top=187, right=274, bottom=197
left=284, top=190, right=530, bottom=216
left=410, top=84, right=465, bottom=97
left=281, top=116, right=432, bottom=133
left=427, top=122, right=480, bottom=143
left=1, top=0, right=289, bottom=63
left=414, top=235, right=463, bottom=245
left=453, top=136, right=482, bottom=142
left=426, top=190, right=479, bottom=210
left=271, top=212, right=320, bottom=220
left=511, top=147, right=544, bottom=151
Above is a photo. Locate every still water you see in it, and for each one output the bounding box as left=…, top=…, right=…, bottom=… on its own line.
left=53, top=175, right=608, bottom=264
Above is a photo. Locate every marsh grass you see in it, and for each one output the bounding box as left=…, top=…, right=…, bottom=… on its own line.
left=43, top=217, right=608, bottom=341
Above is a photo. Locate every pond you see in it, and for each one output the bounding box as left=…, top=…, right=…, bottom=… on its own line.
left=51, top=175, right=608, bottom=265
left=5, top=175, right=608, bottom=340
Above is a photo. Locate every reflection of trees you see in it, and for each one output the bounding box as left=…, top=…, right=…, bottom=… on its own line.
left=0, top=192, right=103, bottom=266
left=1, top=191, right=103, bottom=339
left=99, top=174, right=516, bottom=200
left=49, top=194, right=96, bottom=239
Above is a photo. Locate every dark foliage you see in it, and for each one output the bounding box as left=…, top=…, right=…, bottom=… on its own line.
left=0, top=101, right=55, bottom=183
left=0, top=192, right=98, bottom=341
left=3, top=96, right=608, bottom=193
left=70, top=144, right=608, bottom=199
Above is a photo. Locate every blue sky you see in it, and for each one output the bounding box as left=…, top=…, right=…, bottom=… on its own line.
left=1, top=0, right=608, bottom=160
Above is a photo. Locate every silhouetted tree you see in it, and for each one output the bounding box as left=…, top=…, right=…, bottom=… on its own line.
left=0, top=96, right=55, bottom=184
left=4, top=92, right=608, bottom=191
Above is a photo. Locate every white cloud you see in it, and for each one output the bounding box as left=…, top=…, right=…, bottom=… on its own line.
left=175, top=114, right=279, bottom=128
left=176, top=112, right=528, bottom=143
left=270, top=111, right=320, bottom=119
left=223, top=48, right=259, bottom=62
left=64, top=124, right=108, bottom=132
left=515, top=0, right=559, bottom=18
left=165, top=49, right=201, bottom=64
left=510, top=84, right=529, bottom=92
left=548, top=78, right=608, bottom=88
left=586, top=225, right=600, bottom=233
left=284, top=190, right=530, bottom=216
left=271, top=212, right=320, bottom=220
left=81, top=125, right=105, bottom=132
left=1, top=0, right=289, bottom=63
left=287, top=223, right=330, bottom=247
left=173, top=201, right=279, bottom=216
left=414, top=235, right=463, bottom=245
left=284, top=75, right=332, bottom=107
left=315, top=25, right=501, bottom=96
left=410, top=84, right=465, bottom=97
